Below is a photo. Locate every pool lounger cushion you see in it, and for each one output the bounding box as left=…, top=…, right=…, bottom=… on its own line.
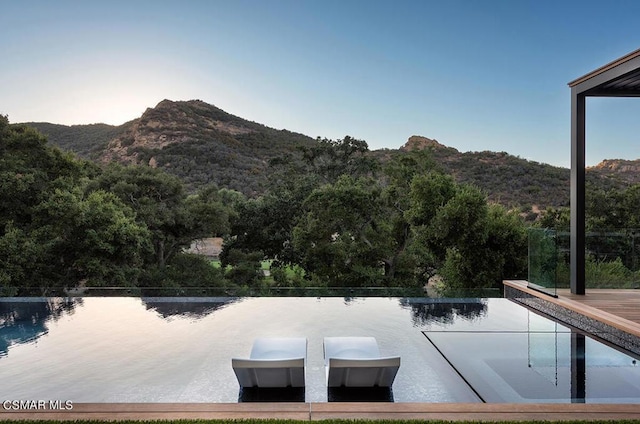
left=323, top=336, right=400, bottom=387
left=232, top=337, right=307, bottom=388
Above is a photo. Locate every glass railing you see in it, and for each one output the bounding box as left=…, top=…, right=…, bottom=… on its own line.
left=528, top=228, right=564, bottom=296
left=528, top=228, right=640, bottom=295
left=582, top=229, right=640, bottom=289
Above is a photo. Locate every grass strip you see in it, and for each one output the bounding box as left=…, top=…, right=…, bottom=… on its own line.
left=2, top=420, right=640, bottom=424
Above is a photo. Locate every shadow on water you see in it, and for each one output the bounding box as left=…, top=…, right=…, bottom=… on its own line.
left=327, top=387, right=394, bottom=402
left=0, top=298, right=81, bottom=357
left=238, top=387, right=305, bottom=402
left=400, top=298, right=488, bottom=326
left=141, top=297, right=238, bottom=319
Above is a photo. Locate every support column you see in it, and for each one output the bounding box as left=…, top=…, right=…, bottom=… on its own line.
left=570, top=91, right=586, bottom=295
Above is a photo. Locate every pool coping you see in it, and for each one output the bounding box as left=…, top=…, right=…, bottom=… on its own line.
left=1, top=402, right=640, bottom=421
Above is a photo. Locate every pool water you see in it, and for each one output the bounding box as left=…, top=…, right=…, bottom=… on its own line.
left=0, top=297, right=638, bottom=403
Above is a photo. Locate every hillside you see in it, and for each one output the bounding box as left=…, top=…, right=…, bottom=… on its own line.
left=588, top=159, right=640, bottom=186
left=397, top=135, right=571, bottom=208
left=24, top=121, right=129, bottom=160
left=397, top=135, right=636, bottom=209
left=26, top=100, right=636, bottom=208
left=28, top=100, right=316, bottom=195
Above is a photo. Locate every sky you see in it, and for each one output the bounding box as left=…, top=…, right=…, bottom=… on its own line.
left=1, top=0, right=640, bottom=168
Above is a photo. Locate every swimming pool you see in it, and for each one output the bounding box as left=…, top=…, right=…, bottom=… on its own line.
left=0, top=297, right=638, bottom=403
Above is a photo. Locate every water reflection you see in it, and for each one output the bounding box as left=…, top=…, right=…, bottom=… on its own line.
left=0, top=298, right=81, bottom=357
left=400, top=298, right=488, bottom=326
left=425, top=316, right=640, bottom=403
left=328, top=387, right=394, bottom=402
left=571, top=331, right=586, bottom=403
left=141, top=297, right=237, bottom=319
left=238, top=387, right=305, bottom=402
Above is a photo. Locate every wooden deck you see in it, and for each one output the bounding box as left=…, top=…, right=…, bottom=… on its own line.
left=558, top=288, right=640, bottom=329
left=2, top=402, right=640, bottom=421
left=504, top=280, right=640, bottom=339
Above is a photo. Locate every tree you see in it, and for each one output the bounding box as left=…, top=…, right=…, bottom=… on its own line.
left=221, top=249, right=264, bottom=289
left=405, top=172, right=459, bottom=279
left=0, top=117, right=90, bottom=230
left=221, top=159, right=324, bottom=270
left=0, top=187, right=152, bottom=295
left=223, top=189, right=305, bottom=265
left=538, top=207, right=570, bottom=231
left=89, top=165, right=228, bottom=269
left=0, top=118, right=148, bottom=295
left=408, top=173, right=527, bottom=292
left=185, top=184, right=231, bottom=238
left=299, top=136, right=377, bottom=183
left=34, top=188, right=151, bottom=288
left=378, top=150, right=441, bottom=282
left=0, top=223, right=41, bottom=295
left=292, top=176, right=386, bottom=286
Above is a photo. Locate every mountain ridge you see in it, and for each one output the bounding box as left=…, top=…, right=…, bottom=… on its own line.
left=23, top=99, right=637, bottom=208
left=26, top=100, right=316, bottom=195
left=588, top=158, right=640, bottom=185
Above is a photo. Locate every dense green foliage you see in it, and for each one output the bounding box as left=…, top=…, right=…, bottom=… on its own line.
left=8, top=106, right=639, bottom=295
left=0, top=118, right=145, bottom=294
left=222, top=137, right=528, bottom=292
left=0, top=117, right=230, bottom=295
left=0, top=118, right=530, bottom=295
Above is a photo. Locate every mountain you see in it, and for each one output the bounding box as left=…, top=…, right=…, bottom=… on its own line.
left=27, top=100, right=316, bottom=195
left=401, top=135, right=455, bottom=152
left=396, top=136, right=629, bottom=210
left=24, top=121, right=129, bottom=159
left=396, top=136, right=570, bottom=208
left=25, top=99, right=636, bottom=208
left=588, top=159, right=640, bottom=185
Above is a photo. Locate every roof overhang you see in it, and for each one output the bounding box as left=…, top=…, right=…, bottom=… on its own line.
left=569, top=48, right=640, bottom=97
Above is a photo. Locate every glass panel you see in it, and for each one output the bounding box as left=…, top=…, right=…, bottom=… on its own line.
left=527, top=227, right=640, bottom=292
left=584, top=229, right=640, bottom=289
left=528, top=228, right=559, bottom=296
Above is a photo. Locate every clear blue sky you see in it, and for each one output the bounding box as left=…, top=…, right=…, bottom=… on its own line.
left=1, top=0, right=639, bottom=168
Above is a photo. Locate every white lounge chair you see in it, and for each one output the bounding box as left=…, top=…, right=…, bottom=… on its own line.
left=323, top=336, right=400, bottom=387
left=232, top=337, right=307, bottom=388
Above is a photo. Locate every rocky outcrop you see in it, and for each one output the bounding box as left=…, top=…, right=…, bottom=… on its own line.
left=400, top=135, right=458, bottom=153
left=99, top=99, right=256, bottom=165
left=589, top=159, right=640, bottom=185
left=591, top=159, right=640, bottom=173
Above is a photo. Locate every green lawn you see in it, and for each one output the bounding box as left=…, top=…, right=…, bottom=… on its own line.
left=209, top=259, right=271, bottom=269
left=210, top=259, right=305, bottom=280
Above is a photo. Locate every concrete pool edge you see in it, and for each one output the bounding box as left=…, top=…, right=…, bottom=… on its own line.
left=2, top=402, right=640, bottom=421
left=503, top=280, right=640, bottom=355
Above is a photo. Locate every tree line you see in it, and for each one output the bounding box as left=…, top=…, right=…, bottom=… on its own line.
left=0, top=117, right=230, bottom=295
left=12, top=117, right=603, bottom=296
